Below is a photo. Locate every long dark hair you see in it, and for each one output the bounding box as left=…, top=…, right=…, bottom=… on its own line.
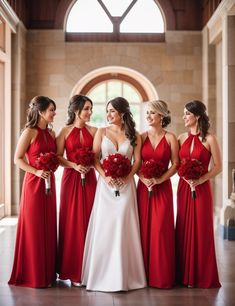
left=66, top=94, right=93, bottom=125
left=24, top=96, right=56, bottom=129
left=185, top=100, right=210, bottom=142
left=107, top=97, right=137, bottom=146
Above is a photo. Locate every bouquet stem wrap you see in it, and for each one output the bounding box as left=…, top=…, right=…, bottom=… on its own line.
left=45, top=174, right=51, bottom=195
left=148, top=186, right=152, bottom=198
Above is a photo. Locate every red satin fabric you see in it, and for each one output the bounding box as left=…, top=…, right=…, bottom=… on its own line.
left=58, top=127, right=96, bottom=283
left=137, top=135, right=175, bottom=288
left=176, top=133, right=221, bottom=288
left=9, top=127, right=57, bottom=288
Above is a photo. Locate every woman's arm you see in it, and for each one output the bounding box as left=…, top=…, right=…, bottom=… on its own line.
left=191, top=134, right=222, bottom=187
left=92, top=128, right=106, bottom=177
left=121, top=132, right=142, bottom=185
left=14, top=128, right=49, bottom=179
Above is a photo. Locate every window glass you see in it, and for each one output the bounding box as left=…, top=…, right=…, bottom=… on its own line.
left=89, top=83, right=106, bottom=102
left=101, top=0, right=133, bottom=16
left=66, top=0, right=113, bottom=32
left=66, top=0, right=164, bottom=34
left=120, top=0, right=164, bottom=33
left=87, top=79, right=141, bottom=130
left=107, top=81, right=122, bottom=100
left=123, top=83, right=141, bottom=102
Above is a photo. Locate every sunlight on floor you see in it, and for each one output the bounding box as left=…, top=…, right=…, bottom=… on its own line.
left=0, top=217, right=18, bottom=226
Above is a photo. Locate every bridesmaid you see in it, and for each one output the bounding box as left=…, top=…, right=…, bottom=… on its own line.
left=137, top=100, right=179, bottom=288
left=57, top=94, right=97, bottom=286
left=176, top=100, right=221, bottom=288
left=9, top=96, right=57, bottom=288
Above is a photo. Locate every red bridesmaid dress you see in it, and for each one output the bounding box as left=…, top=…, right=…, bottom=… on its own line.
left=176, top=133, right=221, bottom=288
left=137, top=134, right=175, bottom=288
left=58, top=127, right=96, bottom=283
left=9, top=127, right=57, bottom=288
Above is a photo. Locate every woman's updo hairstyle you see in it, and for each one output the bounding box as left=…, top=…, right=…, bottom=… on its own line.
left=148, top=100, right=171, bottom=128
left=185, top=100, right=210, bottom=142
left=25, top=95, right=56, bottom=129
left=107, top=97, right=137, bottom=147
left=66, top=94, right=93, bottom=125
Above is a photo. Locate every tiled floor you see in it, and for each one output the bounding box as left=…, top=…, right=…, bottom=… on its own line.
left=0, top=217, right=234, bottom=306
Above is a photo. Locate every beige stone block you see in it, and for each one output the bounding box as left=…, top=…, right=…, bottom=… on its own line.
left=193, top=46, right=202, bottom=56
left=58, top=82, right=74, bottom=97
left=140, top=44, right=165, bottom=58
left=36, top=30, right=64, bottom=45
left=38, top=60, right=64, bottom=74
left=183, top=71, right=193, bottom=84
left=170, top=92, right=181, bottom=102
left=161, top=55, right=174, bottom=71
left=228, top=66, right=235, bottom=122
left=183, top=33, right=202, bottom=47
left=228, top=123, right=235, bottom=161
left=228, top=16, right=235, bottom=65
left=186, top=56, right=202, bottom=70
left=153, top=75, right=164, bottom=85
left=193, top=70, right=203, bottom=88
left=126, top=46, right=140, bottom=58
left=27, top=73, right=50, bottom=86
left=165, top=43, right=185, bottom=56
left=49, top=74, right=64, bottom=86
left=173, top=56, right=187, bottom=70
left=45, top=46, right=65, bottom=60
left=165, top=31, right=184, bottom=43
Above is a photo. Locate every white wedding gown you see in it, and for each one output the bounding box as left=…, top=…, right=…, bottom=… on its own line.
left=81, top=136, right=147, bottom=291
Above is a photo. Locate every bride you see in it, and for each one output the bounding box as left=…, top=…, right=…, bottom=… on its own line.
left=81, top=97, right=146, bottom=292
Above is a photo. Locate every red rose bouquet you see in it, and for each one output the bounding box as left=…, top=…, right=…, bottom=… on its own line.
left=35, top=152, right=59, bottom=195
left=73, top=147, right=95, bottom=186
left=140, top=159, right=166, bottom=198
left=178, top=158, right=206, bottom=199
left=102, top=153, right=131, bottom=196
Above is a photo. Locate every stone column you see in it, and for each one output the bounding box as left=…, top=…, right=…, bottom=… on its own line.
left=219, top=14, right=235, bottom=239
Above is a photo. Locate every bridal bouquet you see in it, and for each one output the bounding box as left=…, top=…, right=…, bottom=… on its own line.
left=73, top=147, right=95, bottom=186
left=35, top=152, right=59, bottom=195
left=178, top=158, right=206, bottom=199
left=102, top=153, right=131, bottom=196
left=140, top=159, right=166, bottom=198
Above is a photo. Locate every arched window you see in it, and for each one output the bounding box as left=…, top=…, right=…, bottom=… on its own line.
left=86, top=79, right=143, bottom=130
left=66, top=0, right=165, bottom=42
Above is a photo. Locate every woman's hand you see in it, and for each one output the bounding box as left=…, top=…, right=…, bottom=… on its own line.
left=139, top=174, right=151, bottom=188
left=73, top=164, right=89, bottom=174
left=114, top=177, right=129, bottom=189
left=35, top=169, right=50, bottom=179
left=186, top=178, right=204, bottom=188
left=140, top=175, right=163, bottom=188
left=104, top=176, right=116, bottom=188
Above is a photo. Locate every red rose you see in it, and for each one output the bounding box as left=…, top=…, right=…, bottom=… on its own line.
left=72, top=147, right=95, bottom=186
left=102, top=153, right=131, bottom=196
left=178, top=158, right=207, bottom=199
left=35, top=152, right=59, bottom=195
left=140, top=159, right=166, bottom=198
